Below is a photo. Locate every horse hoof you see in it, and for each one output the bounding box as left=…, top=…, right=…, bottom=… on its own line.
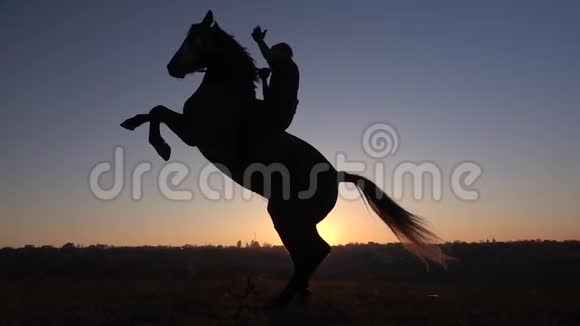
left=121, top=114, right=148, bottom=131
left=152, top=141, right=171, bottom=161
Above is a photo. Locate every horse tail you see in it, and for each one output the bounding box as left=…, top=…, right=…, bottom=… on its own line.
left=339, top=171, right=450, bottom=267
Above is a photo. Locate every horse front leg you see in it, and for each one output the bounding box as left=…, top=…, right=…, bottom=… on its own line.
left=121, top=114, right=150, bottom=131
left=148, top=112, right=172, bottom=161
left=122, top=105, right=195, bottom=161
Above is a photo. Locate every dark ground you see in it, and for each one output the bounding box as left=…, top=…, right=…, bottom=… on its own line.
left=1, top=241, right=579, bottom=325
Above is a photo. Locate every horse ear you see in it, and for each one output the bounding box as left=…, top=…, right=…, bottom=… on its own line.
left=202, top=10, right=213, bottom=27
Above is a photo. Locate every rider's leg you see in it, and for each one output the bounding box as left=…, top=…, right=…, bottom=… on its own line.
left=265, top=100, right=298, bottom=132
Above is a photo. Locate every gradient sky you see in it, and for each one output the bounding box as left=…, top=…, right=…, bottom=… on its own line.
left=1, top=1, right=579, bottom=247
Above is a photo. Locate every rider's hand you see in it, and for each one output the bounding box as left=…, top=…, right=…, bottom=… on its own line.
left=252, top=26, right=267, bottom=42
left=257, top=68, right=271, bottom=80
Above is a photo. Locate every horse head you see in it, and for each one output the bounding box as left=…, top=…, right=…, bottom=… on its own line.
left=167, top=10, right=217, bottom=78
left=167, top=10, right=257, bottom=89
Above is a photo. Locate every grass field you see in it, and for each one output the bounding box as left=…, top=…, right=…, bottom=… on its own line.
left=2, top=242, right=580, bottom=325
left=1, top=279, right=578, bottom=325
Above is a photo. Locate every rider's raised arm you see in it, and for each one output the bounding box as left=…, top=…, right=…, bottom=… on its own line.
left=257, top=40, right=272, bottom=64
left=252, top=26, right=272, bottom=64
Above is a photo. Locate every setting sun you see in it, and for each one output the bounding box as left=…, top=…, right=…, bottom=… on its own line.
left=317, top=218, right=342, bottom=245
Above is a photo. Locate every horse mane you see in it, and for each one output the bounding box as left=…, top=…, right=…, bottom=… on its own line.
left=211, top=23, right=257, bottom=93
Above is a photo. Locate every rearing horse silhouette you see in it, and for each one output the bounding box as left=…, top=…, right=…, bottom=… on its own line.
left=121, top=10, right=448, bottom=308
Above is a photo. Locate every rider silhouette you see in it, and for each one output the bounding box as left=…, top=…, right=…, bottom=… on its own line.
left=252, top=26, right=299, bottom=131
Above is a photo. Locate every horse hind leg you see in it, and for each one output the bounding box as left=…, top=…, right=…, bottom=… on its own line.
left=292, top=226, right=331, bottom=305
left=265, top=201, right=331, bottom=308
left=272, top=224, right=331, bottom=307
